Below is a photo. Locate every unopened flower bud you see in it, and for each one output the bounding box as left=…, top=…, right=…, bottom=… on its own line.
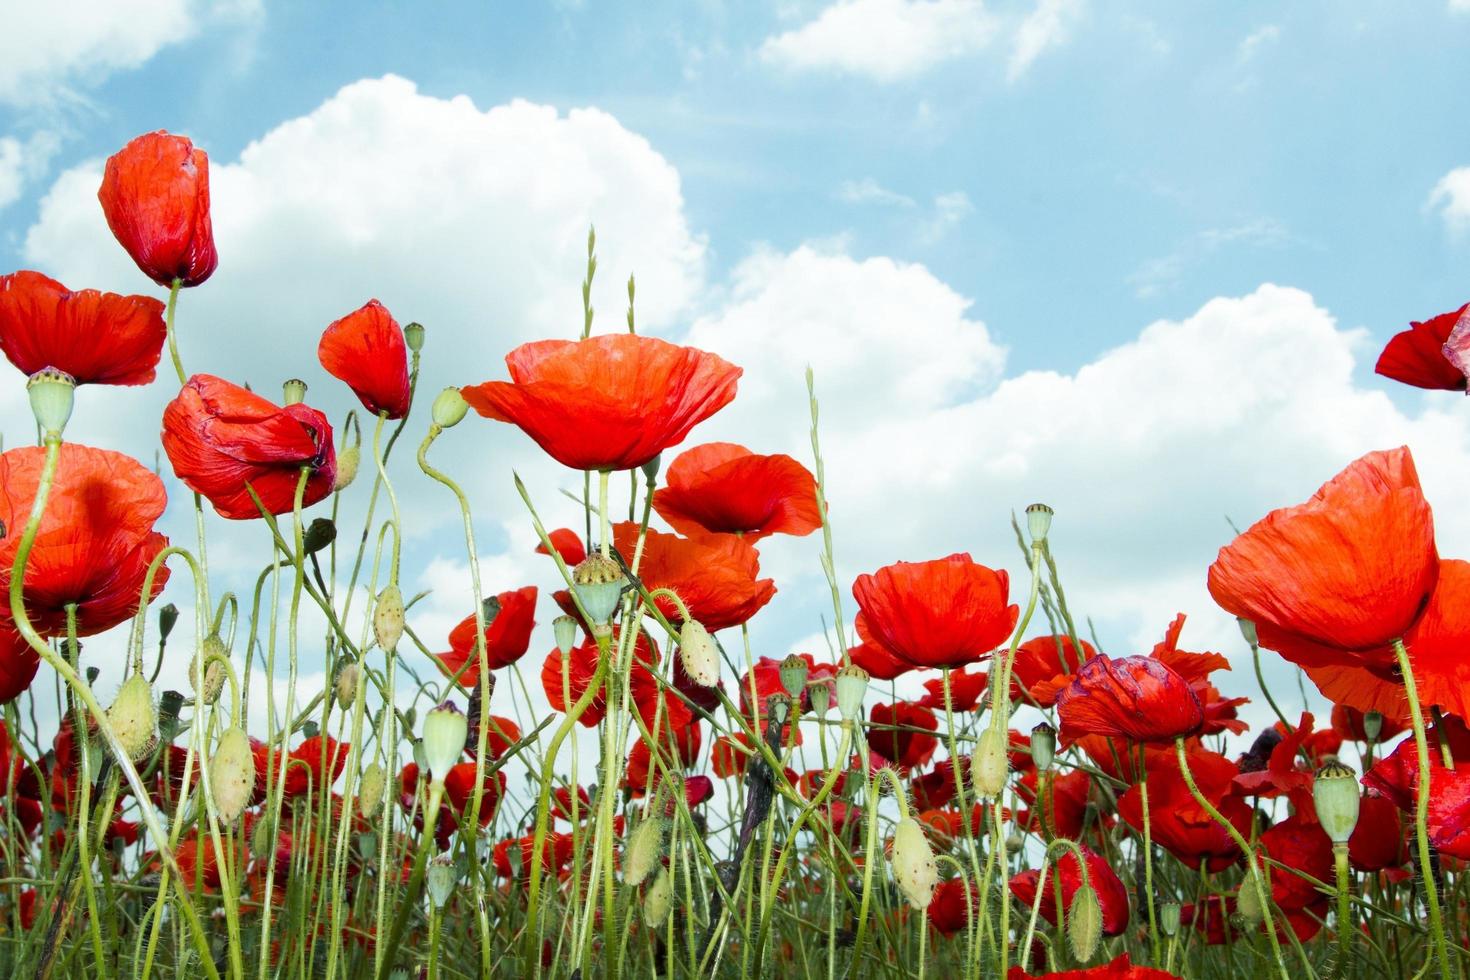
left=358, top=762, right=385, bottom=818
left=1159, top=900, right=1181, bottom=937
left=640, top=453, right=661, bottom=484
left=1235, top=874, right=1263, bottom=924
left=333, top=445, right=360, bottom=491
left=1068, top=883, right=1103, bottom=962
left=426, top=856, right=455, bottom=908
left=108, top=674, right=156, bottom=763
left=1005, top=831, right=1024, bottom=855
left=1025, top=502, right=1054, bottom=544
left=972, top=727, right=1009, bottom=799
left=1237, top=617, right=1258, bottom=647
left=571, top=554, right=626, bottom=626
left=643, top=866, right=673, bottom=926
left=336, top=662, right=360, bottom=709
left=373, top=584, right=404, bottom=653
left=191, top=632, right=228, bottom=704
left=779, top=654, right=809, bottom=699
left=624, top=816, right=665, bottom=886
left=158, top=603, right=180, bottom=641
left=890, top=815, right=939, bottom=909
left=431, top=387, right=468, bottom=429
left=834, top=664, right=869, bottom=722
left=304, top=517, right=337, bottom=554
left=1031, top=722, right=1057, bottom=771
left=210, top=726, right=255, bottom=822
left=404, top=322, right=425, bottom=353
left=1363, top=711, right=1384, bottom=742
left=553, top=615, right=579, bottom=656
left=1313, top=761, right=1361, bottom=845
left=422, top=701, right=467, bottom=784
left=679, top=619, right=719, bottom=687
left=27, top=368, right=75, bottom=436
left=157, top=689, right=185, bottom=742
left=281, top=378, right=307, bottom=406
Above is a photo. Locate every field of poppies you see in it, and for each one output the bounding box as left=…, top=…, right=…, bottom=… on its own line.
left=0, top=128, right=1466, bottom=980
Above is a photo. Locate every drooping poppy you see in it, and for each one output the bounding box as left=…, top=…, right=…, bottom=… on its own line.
left=1207, top=447, right=1438, bottom=669
left=916, top=667, right=988, bottom=711
left=866, top=702, right=938, bottom=772
left=0, top=444, right=170, bottom=638
left=1375, top=304, right=1469, bottom=390
left=1007, top=845, right=1129, bottom=936
left=1117, top=747, right=1250, bottom=871
left=317, top=299, right=411, bottom=419
left=162, top=374, right=337, bottom=519
left=651, top=442, right=821, bottom=540
left=1055, top=656, right=1204, bottom=744
left=1010, top=634, right=1097, bottom=707
left=433, top=586, right=539, bottom=687
left=462, top=334, right=741, bottom=472
left=613, top=522, right=775, bottom=632
left=1006, top=955, right=1181, bottom=979
left=98, top=131, right=218, bottom=288
left=0, top=271, right=167, bottom=386
left=851, top=554, right=1018, bottom=671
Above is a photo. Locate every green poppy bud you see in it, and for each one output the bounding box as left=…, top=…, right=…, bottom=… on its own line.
left=108, top=674, right=156, bottom=763
left=972, top=727, right=1009, bottom=799
left=373, top=584, right=404, bottom=653
left=1068, top=883, right=1103, bottom=962
left=210, top=726, right=255, bottom=823
left=890, top=815, right=939, bottom=910
left=422, top=701, right=467, bottom=784
left=643, top=866, right=673, bottom=926
left=431, top=387, right=469, bottom=428
left=624, top=816, right=665, bottom=886
left=679, top=619, right=719, bottom=687
left=1031, top=722, right=1057, bottom=771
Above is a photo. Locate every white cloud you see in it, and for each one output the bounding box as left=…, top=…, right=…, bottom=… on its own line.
left=1451, top=0, right=1470, bottom=11
left=0, top=131, right=60, bottom=209
left=1236, top=24, right=1281, bottom=63
left=1129, top=217, right=1291, bottom=297
left=759, top=0, right=997, bottom=82
left=919, top=189, right=973, bottom=242
left=1428, top=166, right=1470, bottom=235
left=836, top=178, right=917, bottom=208
left=1008, top=0, right=1085, bottom=82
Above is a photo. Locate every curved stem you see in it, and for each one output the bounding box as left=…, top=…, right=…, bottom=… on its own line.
left=164, top=280, right=184, bottom=385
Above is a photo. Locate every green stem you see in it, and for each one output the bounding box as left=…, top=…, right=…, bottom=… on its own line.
left=164, top=279, right=184, bottom=385
left=1334, top=843, right=1353, bottom=978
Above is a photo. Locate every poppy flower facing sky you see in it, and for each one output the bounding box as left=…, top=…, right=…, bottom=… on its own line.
left=1375, top=303, right=1470, bottom=391
left=317, top=298, right=412, bottom=419
left=1055, top=655, right=1204, bottom=744
left=432, top=586, right=539, bottom=688
left=851, top=553, right=1017, bottom=671
left=651, top=441, right=821, bottom=540
left=98, top=130, right=218, bottom=288
left=0, top=271, right=167, bottom=385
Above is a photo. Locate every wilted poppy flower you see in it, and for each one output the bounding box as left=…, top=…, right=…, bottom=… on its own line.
left=1233, top=713, right=1327, bottom=813
left=1008, top=845, right=1129, bottom=936
left=98, top=131, right=218, bottom=288
left=162, top=374, right=337, bottom=519
left=0, top=444, right=170, bottom=638
left=916, top=667, right=988, bottom=711
left=1375, top=304, right=1469, bottom=391
left=317, top=299, right=411, bottom=419
left=651, top=442, right=821, bottom=540
left=851, top=554, right=1018, bottom=671
left=866, top=702, right=938, bottom=771
left=433, top=587, right=538, bottom=687
left=1010, top=634, right=1096, bottom=707
left=613, top=523, right=775, bottom=632
left=1006, top=955, right=1180, bottom=979
left=462, top=334, right=741, bottom=472
left=1055, top=656, right=1204, bottom=744
left=928, top=877, right=979, bottom=936
left=540, top=628, right=660, bottom=728
left=1117, top=747, right=1250, bottom=871
left=0, top=271, right=167, bottom=386
left=1208, top=447, right=1438, bottom=669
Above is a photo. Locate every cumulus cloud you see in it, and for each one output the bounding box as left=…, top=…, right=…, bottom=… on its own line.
left=1429, top=166, right=1470, bottom=235
left=759, top=0, right=997, bottom=82
left=0, top=131, right=59, bottom=209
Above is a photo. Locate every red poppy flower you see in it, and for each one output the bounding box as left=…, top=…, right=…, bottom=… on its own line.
left=1349, top=793, right=1408, bottom=873
left=738, top=653, right=835, bottom=716
left=398, top=761, right=506, bottom=847
left=711, top=733, right=754, bottom=779
left=1375, top=304, right=1469, bottom=391
left=253, top=735, right=348, bottom=800
left=1010, top=634, right=1096, bottom=707
left=1232, top=712, right=1319, bottom=809
left=1363, top=713, right=1470, bottom=858
left=1008, top=845, right=1129, bottom=936
left=651, top=442, right=820, bottom=540
left=462, top=334, right=741, bottom=471
left=317, top=299, right=411, bottom=419
left=613, top=522, right=775, bottom=631
left=433, top=586, right=538, bottom=687
left=0, top=628, right=40, bottom=705
left=479, top=715, right=522, bottom=761
left=1015, top=768, right=1095, bottom=840
left=536, top=528, right=587, bottom=566
left=866, top=702, right=938, bottom=771
left=492, top=832, right=576, bottom=879
left=624, top=718, right=702, bottom=795
left=540, top=627, right=660, bottom=728
left=928, top=877, right=979, bottom=936
left=552, top=784, right=591, bottom=822
left=848, top=633, right=914, bottom=681
left=911, top=758, right=970, bottom=811
left=0, top=271, right=166, bottom=386
left=916, top=667, right=988, bottom=711
left=851, top=554, right=1018, bottom=671
left=0, top=444, right=170, bottom=638
left=1330, top=703, right=1405, bottom=743
left=1207, top=447, right=1438, bottom=669
left=1261, top=813, right=1333, bottom=910
left=1117, top=747, right=1250, bottom=871
left=162, top=374, right=337, bottom=519
left=98, top=131, right=218, bottom=288
left=1148, top=614, right=1248, bottom=736
left=1006, top=955, right=1180, bottom=979
left=1055, top=656, right=1204, bottom=744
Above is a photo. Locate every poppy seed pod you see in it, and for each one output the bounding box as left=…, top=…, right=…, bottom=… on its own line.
left=834, top=664, right=869, bottom=722
left=373, top=584, right=404, bottom=654
left=1068, top=883, right=1103, bottom=962
left=779, top=654, right=809, bottom=699
left=810, top=680, right=832, bottom=718
left=679, top=619, right=719, bottom=687
left=1363, top=711, right=1384, bottom=742
left=1031, top=722, right=1057, bottom=771
left=571, top=554, right=626, bottom=627
left=281, top=378, right=307, bottom=406
left=1313, top=761, right=1361, bottom=845
left=552, top=614, right=578, bottom=656
left=644, top=866, right=673, bottom=927
left=26, top=368, right=75, bottom=436
left=333, top=445, right=360, bottom=492
left=210, top=726, right=255, bottom=822
left=358, top=761, right=385, bottom=818
left=422, top=701, right=468, bottom=784
left=404, top=322, right=425, bottom=353
left=624, top=816, right=665, bottom=886
left=890, top=816, right=939, bottom=909
left=108, top=674, right=156, bottom=763
left=972, top=726, right=1009, bottom=799
left=426, top=856, right=455, bottom=909
left=1159, top=900, right=1181, bottom=937
left=1025, top=502, right=1054, bottom=544
left=431, top=387, right=469, bottom=429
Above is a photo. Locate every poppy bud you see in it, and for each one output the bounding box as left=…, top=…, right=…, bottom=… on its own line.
left=358, top=762, right=385, bottom=818
left=426, top=856, right=455, bottom=909
left=641, top=453, right=662, bottom=484
left=374, top=584, right=404, bottom=654
left=971, top=727, right=1009, bottom=799
left=644, top=866, right=673, bottom=927
left=431, top=387, right=469, bottom=429
left=251, top=812, right=273, bottom=859
left=1031, top=722, right=1057, bottom=771
left=1159, top=900, right=1181, bottom=937
left=678, top=619, right=719, bottom=687
left=1025, top=502, right=1054, bottom=544
left=1237, top=617, right=1258, bottom=647
left=890, top=816, right=939, bottom=909
left=108, top=674, right=156, bottom=763
left=624, top=816, right=665, bottom=886
left=1235, top=875, right=1263, bottom=924
left=335, top=662, right=360, bottom=709
left=158, top=603, right=179, bottom=640
left=191, top=632, right=228, bottom=704
left=1005, top=831, right=1024, bottom=856
left=779, top=654, right=809, bottom=699
left=571, top=554, right=626, bottom=627
left=1068, top=883, right=1103, bottom=962
left=1363, top=711, right=1384, bottom=742
left=304, top=517, right=337, bottom=554
left=404, top=322, right=426, bottom=353
left=1313, top=761, right=1361, bottom=845
left=553, top=615, right=578, bottom=656
left=210, top=726, right=255, bottom=823
left=333, top=446, right=360, bottom=492
left=835, top=664, right=869, bottom=722
left=157, top=689, right=185, bottom=742
left=281, top=378, right=307, bottom=406
left=422, top=701, right=467, bottom=784
left=27, top=368, right=75, bottom=436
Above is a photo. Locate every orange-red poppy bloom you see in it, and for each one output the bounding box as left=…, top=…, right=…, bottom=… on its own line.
left=492, top=832, right=575, bottom=878
left=1055, top=656, right=1203, bottom=744
left=866, top=701, right=938, bottom=772
left=1375, top=303, right=1469, bottom=391
left=1261, top=813, right=1333, bottom=911
left=916, top=667, right=988, bottom=711
left=433, top=586, right=538, bottom=687
left=1010, top=634, right=1096, bottom=707
left=737, top=653, right=835, bottom=716
left=928, top=877, right=979, bottom=936
left=1363, top=713, right=1470, bottom=859
left=651, top=442, right=820, bottom=540
left=317, top=299, right=411, bottom=419
left=252, top=735, right=349, bottom=801
left=1148, top=614, right=1248, bottom=736
left=462, top=334, right=740, bottom=472
left=1207, top=447, right=1438, bottom=669
left=613, top=522, right=775, bottom=631
left=851, top=554, right=1017, bottom=671
left=540, top=627, right=660, bottom=728
left=536, top=527, right=587, bottom=566
left=98, top=131, right=218, bottom=288
left=0, top=630, right=38, bottom=705
left=1008, top=955, right=1181, bottom=978
left=398, top=761, right=506, bottom=847
left=0, top=444, right=170, bottom=638
left=1008, top=845, right=1129, bottom=936
left=163, top=374, right=337, bottom=519
left=1015, top=767, right=1095, bottom=840
left=1349, top=793, right=1408, bottom=873
left=1117, top=747, right=1250, bottom=871
left=0, top=271, right=167, bottom=386
left=624, top=717, right=702, bottom=794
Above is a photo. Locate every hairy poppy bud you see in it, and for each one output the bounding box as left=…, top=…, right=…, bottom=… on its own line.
left=304, top=517, right=337, bottom=554
left=1159, top=900, right=1181, bottom=938
left=210, top=726, right=255, bottom=822
left=1068, top=883, right=1103, bottom=962
left=404, top=322, right=425, bottom=353
left=644, top=866, right=673, bottom=926
left=1235, top=875, right=1263, bottom=924
left=27, top=368, right=75, bottom=436
left=834, top=664, right=869, bottom=722
left=1031, top=722, right=1057, bottom=771
left=358, top=762, right=385, bottom=818
left=431, top=387, right=469, bottom=429
left=333, top=445, right=360, bottom=492
left=1363, top=711, right=1384, bottom=742
left=422, top=701, right=467, bottom=784
left=335, top=662, right=360, bottom=710
left=779, top=654, right=809, bottom=699
left=108, top=674, right=156, bottom=763
left=1313, top=761, right=1360, bottom=844
left=1026, top=502, right=1054, bottom=544
left=373, top=584, right=404, bottom=654
left=158, top=603, right=179, bottom=640
left=191, top=632, right=228, bottom=704
left=679, top=619, right=719, bottom=687
left=571, top=554, right=626, bottom=627
left=281, top=378, right=307, bottom=406
left=625, top=816, right=665, bottom=886
left=552, top=614, right=579, bottom=656
left=890, top=815, right=939, bottom=909
left=1005, top=831, right=1024, bottom=855
left=972, top=727, right=1009, bottom=799
left=426, top=856, right=455, bottom=908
